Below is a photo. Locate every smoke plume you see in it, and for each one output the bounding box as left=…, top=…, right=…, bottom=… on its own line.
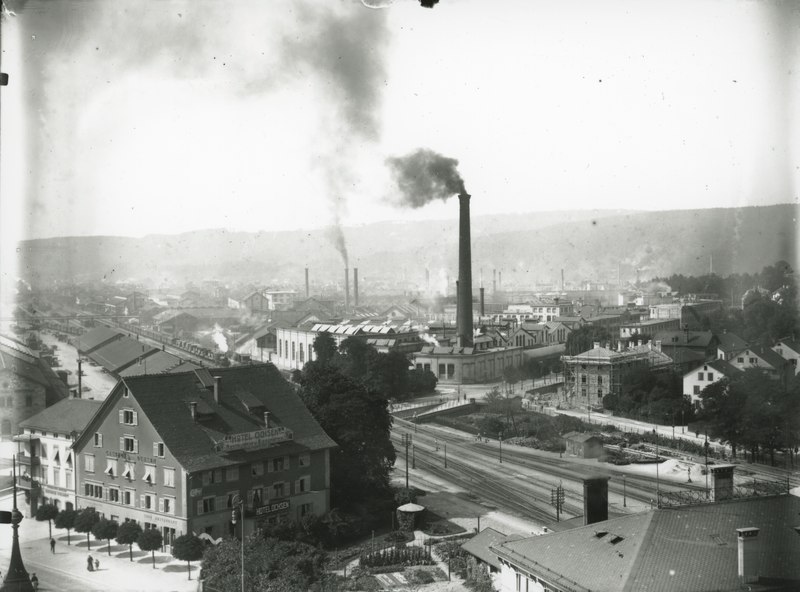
left=326, top=221, right=349, bottom=266
left=387, top=148, right=467, bottom=208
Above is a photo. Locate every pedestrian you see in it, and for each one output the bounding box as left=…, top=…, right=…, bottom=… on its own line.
left=30, top=573, right=39, bottom=591
left=50, top=537, right=55, bottom=553
left=87, top=555, right=94, bottom=572
left=95, top=558, right=100, bottom=571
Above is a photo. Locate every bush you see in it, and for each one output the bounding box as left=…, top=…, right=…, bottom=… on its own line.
left=359, top=545, right=434, bottom=568
left=407, top=569, right=435, bottom=585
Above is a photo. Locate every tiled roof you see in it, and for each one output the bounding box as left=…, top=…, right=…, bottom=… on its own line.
left=119, top=351, right=183, bottom=377
left=775, top=338, right=800, bottom=355
left=462, top=528, right=508, bottom=570
left=747, top=345, right=788, bottom=369
left=20, top=397, right=102, bottom=434
left=85, top=364, right=337, bottom=472
left=492, top=495, right=800, bottom=592
left=74, top=326, right=123, bottom=354
left=88, top=339, right=158, bottom=373
left=707, top=359, right=742, bottom=377
left=654, top=331, right=716, bottom=348
left=715, top=332, right=748, bottom=353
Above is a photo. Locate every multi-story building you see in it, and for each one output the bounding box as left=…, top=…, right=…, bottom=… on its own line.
left=728, top=345, right=790, bottom=382
left=682, top=360, right=742, bottom=409
left=71, top=364, right=336, bottom=548
left=494, top=299, right=575, bottom=324
left=561, top=341, right=672, bottom=410
left=14, top=397, right=103, bottom=515
left=772, top=338, right=800, bottom=376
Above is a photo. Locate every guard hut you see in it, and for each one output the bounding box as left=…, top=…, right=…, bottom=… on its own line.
left=563, top=432, right=604, bottom=459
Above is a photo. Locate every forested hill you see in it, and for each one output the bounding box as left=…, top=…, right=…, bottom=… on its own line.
left=17, top=203, right=797, bottom=286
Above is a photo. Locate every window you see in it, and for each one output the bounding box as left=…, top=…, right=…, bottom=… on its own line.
left=143, top=493, right=155, bottom=510
left=581, top=388, right=587, bottom=397
left=161, top=497, right=174, bottom=515
left=291, top=342, right=295, bottom=361
left=273, top=482, right=285, bottom=498
left=308, top=344, right=313, bottom=361
left=597, top=376, right=603, bottom=385
left=108, top=488, right=120, bottom=503
left=163, top=467, right=175, bottom=488
left=749, top=358, right=757, bottom=364
left=123, top=387, right=130, bottom=398
left=438, top=364, right=446, bottom=378
left=121, top=436, right=138, bottom=453
left=248, top=487, right=264, bottom=508
left=707, top=372, right=714, bottom=381
left=299, top=348, right=304, bottom=363
left=122, top=462, right=135, bottom=480
left=693, top=385, right=701, bottom=395
left=697, top=372, right=704, bottom=381
left=296, top=475, right=310, bottom=493
left=581, top=375, right=587, bottom=384
left=119, top=409, right=138, bottom=426
left=84, top=454, right=95, bottom=473
left=201, top=497, right=215, bottom=514
left=143, top=464, right=156, bottom=486
left=94, top=433, right=103, bottom=447
left=737, top=357, right=744, bottom=363
left=226, top=466, right=239, bottom=482
left=153, top=442, right=165, bottom=458
left=299, top=502, right=313, bottom=517
left=105, top=458, right=117, bottom=477
left=203, top=469, right=222, bottom=485
left=123, top=490, right=133, bottom=505
left=251, top=462, right=264, bottom=477
left=84, top=482, right=103, bottom=499
left=278, top=340, right=282, bottom=357
left=298, top=454, right=310, bottom=468
left=271, top=457, right=285, bottom=472
left=597, top=389, right=603, bottom=399
left=226, top=492, right=237, bottom=509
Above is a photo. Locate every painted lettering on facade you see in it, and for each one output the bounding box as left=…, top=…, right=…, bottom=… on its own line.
left=256, top=499, right=290, bottom=515
left=216, top=427, right=293, bottom=452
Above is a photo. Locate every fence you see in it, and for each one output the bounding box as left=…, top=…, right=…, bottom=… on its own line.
left=658, top=479, right=789, bottom=508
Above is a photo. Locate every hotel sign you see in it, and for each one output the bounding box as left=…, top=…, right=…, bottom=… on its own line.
left=256, top=499, right=290, bottom=516
left=215, top=427, right=293, bottom=452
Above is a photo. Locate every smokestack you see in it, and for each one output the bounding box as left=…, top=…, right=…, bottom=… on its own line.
left=344, top=267, right=350, bottom=311
left=353, top=268, right=359, bottom=307
left=264, top=411, right=270, bottom=428
left=426, top=268, right=430, bottom=293
left=480, top=287, right=485, bottom=317
left=561, top=268, right=565, bottom=291
left=499, top=271, right=502, bottom=290
left=213, top=376, right=221, bottom=404
left=583, top=476, right=610, bottom=525
left=493, top=269, right=497, bottom=294
left=736, top=528, right=760, bottom=584
left=305, top=267, right=310, bottom=298
left=457, top=193, right=474, bottom=348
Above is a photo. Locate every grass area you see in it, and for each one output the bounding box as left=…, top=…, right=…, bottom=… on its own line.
left=420, top=510, right=467, bottom=536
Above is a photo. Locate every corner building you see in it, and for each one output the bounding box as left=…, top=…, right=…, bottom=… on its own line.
left=72, top=364, right=336, bottom=547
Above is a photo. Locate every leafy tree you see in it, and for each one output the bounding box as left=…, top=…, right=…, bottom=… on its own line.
left=565, top=325, right=612, bottom=355
left=74, top=507, right=100, bottom=550
left=35, top=503, right=59, bottom=539
left=172, top=533, right=205, bottom=580
left=408, top=368, right=437, bottom=395
left=137, top=528, right=163, bottom=568
left=202, top=535, right=327, bottom=592
left=116, top=520, right=143, bottom=561
left=312, top=332, right=338, bottom=364
left=92, top=518, right=119, bottom=556
left=54, top=509, right=77, bottom=545
left=502, top=365, right=522, bottom=393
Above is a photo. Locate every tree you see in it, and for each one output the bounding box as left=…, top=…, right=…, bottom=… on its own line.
left=92, top=518, right=119, bottom=556
left=35, top=503, right=59, bottom=539
left=74, top=507, right=100, bottom=550
left=313, top=332, right=338, bottom=365
left=408, top=367, right=437, bottom=395
left=565, top=325, right=612, bottom=355
left=503, top=365, right=522, bottom=394
left=54, top=509, right=77, bottom=545
left=172, top=533, right=205, bottom=580
left=115, top=520, right=143, bottom=561
left=137, top=528, right=163, bottom=568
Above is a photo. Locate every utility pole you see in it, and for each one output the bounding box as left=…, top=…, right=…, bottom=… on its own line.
left=403, top=434, right=411, bottom=489
left=444, top=443, right=447, bottom=468
left=655, top=427, right=660, bottom=508
left=550, top=483, right=565, bottom=522
left=499, top=432, right=503, bottom=464
left=622, top=474, right=627, bottom=508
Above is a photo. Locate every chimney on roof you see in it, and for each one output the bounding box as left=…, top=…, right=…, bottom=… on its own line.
left=213, top=376, right=221, bottom=404
left=493, top=269, right=497, bottom=294
left=736, top=527, right=760, bottom=585
left=593, top=341, right=600, bottom=349
left=189, top=401, right=197, bottom=422
left=583, top=476, right=610, bottom=525
left=710, top=464, right=735, bottom=501
left=263, top=411, right=270, bottom=428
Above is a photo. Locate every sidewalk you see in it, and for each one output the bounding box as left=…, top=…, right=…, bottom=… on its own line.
left=0, top=494, right=197, bottom=592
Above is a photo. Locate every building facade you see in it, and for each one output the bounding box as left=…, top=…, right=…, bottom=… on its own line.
left=71, top=365, right=336, bottom=548
left=412, top=345, right=524, bottom=384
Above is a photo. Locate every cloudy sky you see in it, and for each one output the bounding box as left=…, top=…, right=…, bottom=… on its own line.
left=1, top=0, right=798, bottom=247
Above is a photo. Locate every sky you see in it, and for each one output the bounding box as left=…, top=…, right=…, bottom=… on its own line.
left=1, top=0, right=798, bottom=251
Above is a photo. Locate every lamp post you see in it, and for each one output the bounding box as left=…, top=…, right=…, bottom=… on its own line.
left=229, top=494, right=245, bottom=592
left=622, top=473, right=627, bottom=508
left=1, top=455, right=35, bottom=592
left=704, top=433, right=710, bottom=499
left=499, top=431, right=503, bottom=464
left=443, top=443, right=447, bottom=468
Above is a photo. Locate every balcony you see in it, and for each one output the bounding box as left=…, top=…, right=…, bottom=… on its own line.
left=16, top=452, right=40, bottom=467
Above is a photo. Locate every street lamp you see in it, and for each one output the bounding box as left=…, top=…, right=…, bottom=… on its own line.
left=622, top=473, right=627, bottom=508
left=229, top=494, right=245, bottom=592
left=499, top=431, right=503, bottom=464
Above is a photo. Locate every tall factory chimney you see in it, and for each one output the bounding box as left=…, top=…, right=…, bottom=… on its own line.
left=493, top=269, right=497, bottom=294
left=344, top=267, right=350, bottom=311
left=426, top=268, right=431, bottom=293
left=480, top=287, right=485, bottom=317
left=561, top=268, right=565, bottom=291
left=353, top=268, right=359, bottom=307
left=305, top=267, right=310, bottom=298
left=499, top=270, right=502, bottom=290
left=457, top=193, right=474, bottom=348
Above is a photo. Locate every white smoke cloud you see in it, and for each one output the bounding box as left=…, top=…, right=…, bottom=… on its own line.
left=212, top=323, right=229, bottom=354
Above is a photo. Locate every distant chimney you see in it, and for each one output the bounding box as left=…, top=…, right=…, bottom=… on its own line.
left=583, top=476, right=610, bottom=525
left=736, top=527, right=760, bottom=584
left=344, top=267, right=350, bottom=311
left=593, top=341, right=601, bottom=349
left=493, top=269, right=497, bottom=294
left=617, top=341, right=623, bottom=352
left=305, top=267, right=310, bottom=298
left=710, top=465, right=735, bottom=501
left=263, top=411, right=270, bottom=428
left=457, top=193, right=474, bottom=348
left=561, top=268, right=565, bottom=291
left=189, top=401, right=197, bottom=422
left=480, top=287, right=485, bottom=317
left=353, top=268, right=359, bottom=307
left=426, top=268, right=430, bottom=293
left=213, top=376, right=221, bottom=404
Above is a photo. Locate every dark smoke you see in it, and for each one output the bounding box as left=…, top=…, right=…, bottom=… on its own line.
left=326, top=220, right=349, bottom=266
left=387, top=148, right=467, bottom=208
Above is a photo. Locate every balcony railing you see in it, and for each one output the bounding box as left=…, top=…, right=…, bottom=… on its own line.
left=16, top=453, right=40, bottom=467
left=658, top=480, right=788, bottom=508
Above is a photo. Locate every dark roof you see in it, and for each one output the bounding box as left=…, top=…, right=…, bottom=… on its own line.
left=774, top=338, right=800, bottom=355
left=77, top=364, right=336, bottom=472
left=74, top=327, right=123, bottom=354
left=562, top=431, right=601, bottom=443
left=88, top=338, right=159, bottom=373
left=747, top=345, right=789, bottom=369
left=667, top=348, right=707, bottom=365
left=461, top=528, right=508, bottom=570
left=20, top=397, right=102, bottom=434
left=1, top=337, right=68, bottom=402
left=491, top=495, right=800, bottom=592
left=654, top=331, right=716, bottom=348
left=706, top=359, right=743, bottom=377
left=715, top=332, right=749, bottom=353
left=119, top=351, right=183, bottom=377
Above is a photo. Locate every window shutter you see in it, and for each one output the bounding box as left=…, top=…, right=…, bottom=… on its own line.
left=294, top=480, right=300, bottom=494
left=119, top=437, right=125, bottom=451
left=153, top=443, right=158, bottom=457
left=98, top=434, right=103, bottom=447
left=132, top=411, right=138, bottom=426
left=158, top=498, right=164, bottom=513
left=119, top=410, right=124, bottom=424
left=197, top=500, right=203, bottom=515
left=139, top=495, right=145, bottom=509
left=133, top=439, right=139, bottom=453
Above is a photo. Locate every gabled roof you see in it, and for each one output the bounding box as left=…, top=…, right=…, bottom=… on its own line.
left=707, top=359, right=743, bottom=377
left=20, top=397, right=102, bottom=434
left=492, top=495, right=800, bottom=592
left=774, top=338, right=800, bottom=355
left=74, top=326, right=123, bottom=354
left=715, top=332, right=749, bottom=353
left=744, top=345, right=789, bottom=369
left=462, top=528, right=508, bottom=570
left=653, top=331, right=716, bottom=348
left=119, top=351, right=183, bottom=377
left=74, top=364, right=337, bottom=473
left=562, top=431, right=602, bottom=443
left=89, top=339, right=159, bottom=373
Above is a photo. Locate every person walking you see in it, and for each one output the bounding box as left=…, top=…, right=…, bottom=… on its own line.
left=50, top=537, right=55, bottom=553
left=87, top=554, right=94, bottom=572
left=30, top=573, right=39, bottom=591
left=94, top=557, right=100, bottom=571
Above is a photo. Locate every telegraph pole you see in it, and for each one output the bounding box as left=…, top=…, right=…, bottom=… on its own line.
left=403, top=434, right=412, bottom=489
left=550, top=483, right=565, bottom=522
